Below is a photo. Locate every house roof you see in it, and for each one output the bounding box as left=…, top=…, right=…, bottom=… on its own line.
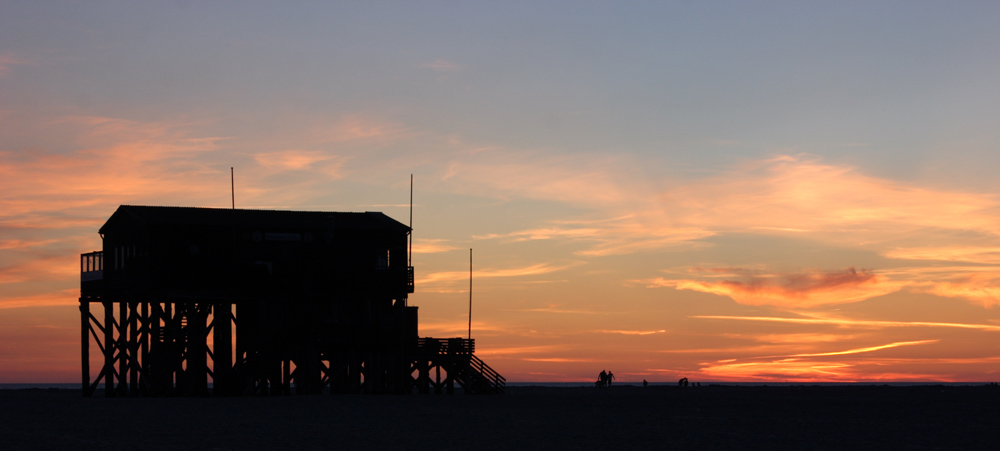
left=99, top=205, right=410, bottom=234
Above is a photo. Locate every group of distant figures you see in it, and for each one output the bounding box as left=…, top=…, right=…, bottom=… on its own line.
left=678, top=377, right=700, bottom=387
left=595, top=370, right=615, bottom=388
left=595, top=372, right=700, bottom=388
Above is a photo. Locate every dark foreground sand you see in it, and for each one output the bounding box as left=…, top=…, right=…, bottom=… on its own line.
left=2, top=385, right=998, bottom=450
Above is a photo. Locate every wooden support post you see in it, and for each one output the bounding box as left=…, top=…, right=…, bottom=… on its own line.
left=189, top=303, right=208, bottom=396
left=129, top=301, right=138, bottom=396
left=282, top=359, right=291, bottom=395
left=80, top=298, right=90, bottom=396
left=213, top=302, right=232, bottom=396
left=118, top=299, right=127, bottom=396
left=150, top=302, right=162, bottom=395
left=234, top=302, right=245, bottom=395
left=103, top=299, right=114, bottom=397
left=140, top=301, right=149, bottom=393
left=164, top=302, right=174, bottom=394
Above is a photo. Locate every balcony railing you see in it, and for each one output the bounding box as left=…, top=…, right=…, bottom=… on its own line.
left=81, top=251, right=103, bottom=282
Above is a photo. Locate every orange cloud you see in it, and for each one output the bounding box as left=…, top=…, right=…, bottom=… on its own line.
left=0, top=288, right=79, bottom=309
left=446, top=153, right=1000, bottom=265
left=411, top=239, right=463, bottom=254
left=477, top=220, right=713, bottom=256
left=417, top=262, right=580, bottom=287
left=698, top=359, right=856, bottom=382
left=521, top=357, right=598, bottom=363
left=0, top=115, right=230, bottom=226
left=787, top=340, right=937, bottom=357
left=694, top=314, right=1000, bottom=332
left=747, top=333, right=854, bottom=344
left=694, top=340, right=972, bottom=383
left=919, top=275, right=1000, bottom=307
left=517, top=306, right=601, bottom=315
left=0, top=239, right=59, bottom=250
left=878, top=267, right=1000, bottom=307
left=253, top=150, right=348, bottom=175
left=641, top=267, right=902, bottom=308
left=660, top=155, right=999, bottom=237
left=884, top=247, right=1000, bottom=265
left=312, top=115, right=410, bottom=143
left=597, top=329, right=667, bottom=336
left=0, top=256, right=78, bottom=285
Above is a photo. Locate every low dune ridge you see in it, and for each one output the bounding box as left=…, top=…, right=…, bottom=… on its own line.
left=2, top=384, right=998, bottom=450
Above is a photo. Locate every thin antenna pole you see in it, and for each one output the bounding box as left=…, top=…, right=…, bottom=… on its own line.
left=409, top=174, right=413, bottom=266
left=468, top=248, right=472, bottom=341
left=230, top=167, right=235, bottom=209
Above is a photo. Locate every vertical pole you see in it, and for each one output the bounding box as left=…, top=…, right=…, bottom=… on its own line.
left=409, top=174, right=413, bottom=266
left=468, top=248, right=472, bottom=342
left=118, top=299, right=127, bottom=396
left=80, top=298, right=90, bottom=396
left=103, top=299, right=114, bottom=397
left=231, top=167, right=235, bottom=209
left=214, top=302, right=232, bottom=395
left=164, top=302, right=173, bottom=393
left=141, top=301, right=149, bottom=394
left=129, top=301, right=138, bottom=396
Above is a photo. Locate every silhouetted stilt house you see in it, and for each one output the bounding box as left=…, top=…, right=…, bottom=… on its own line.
left=79, top=205, right=504, bottom=396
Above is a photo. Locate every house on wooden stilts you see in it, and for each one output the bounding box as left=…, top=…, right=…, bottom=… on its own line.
left=79, top=205, right=504, bottom=396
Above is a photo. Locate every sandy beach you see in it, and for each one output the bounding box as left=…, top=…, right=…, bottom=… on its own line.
left=2, top=384, right=998, bottom=450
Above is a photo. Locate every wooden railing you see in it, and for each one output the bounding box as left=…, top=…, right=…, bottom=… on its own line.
left=80, top=251, right=104, bottom=282
left=416, top=337, right=504, bottom=394
left=468, top=354, right=506, bottom=393
left=417, top=337, right=475, bottom=354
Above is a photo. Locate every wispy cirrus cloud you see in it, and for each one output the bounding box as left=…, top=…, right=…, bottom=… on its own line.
left=597, top=329, right=667, bottom=336
left=0, top=115, right=230, bottom=223
left=885, top=247, right=1000, bottom=265
left=417, top=262, right=579, bottom=285
left=0, top=54, right=32, bottom=76
left=253, top=150, right=348, bottom=178
left=411, top=238, right=463, bottom=254
left=0, top=239, right=59, bottom=250
left=416, top=58, right=463, bottom=72
left=917, top=275, right=1000, bottom=307
left=451, top=153, right=1000, bottom=262
left=638, top=267, right=903, bottom=308
left=693, top=314, right=1000, bottom=332
left=695, top=340, right=948, bottom=382
left=787, top=340, right=937, bottom=357
left=659, top=155, right=999, bottom=239
left=0, top=288, right=79, bottom=309
left=517, top=305, right=601, bottom=315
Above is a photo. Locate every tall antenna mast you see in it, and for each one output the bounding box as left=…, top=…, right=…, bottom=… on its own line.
left=468, top=248, right=472, bottom=341
left=408, top=174, right=413, bottom=266
left=230, top=167, right=235, bottom=209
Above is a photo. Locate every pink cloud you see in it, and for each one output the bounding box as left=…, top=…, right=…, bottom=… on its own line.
left=0, top=288, right=79, bottom=309
left=641, top=267, right=902, bottom=308
left=0, top=54, right=32, bottom=76
left=416, top=59, right=463, bottom=72
left=445, top=153, right=1000, bottom=267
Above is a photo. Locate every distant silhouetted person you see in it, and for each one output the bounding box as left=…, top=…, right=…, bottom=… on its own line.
left=679, top=377, right=688, bottom=387
left=607, top=371, right=615, bottom=387
left=643, top=379, right=648, bottom=388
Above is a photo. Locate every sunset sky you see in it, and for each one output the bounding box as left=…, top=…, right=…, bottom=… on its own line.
left=3, top=2, right=1000, bottom=383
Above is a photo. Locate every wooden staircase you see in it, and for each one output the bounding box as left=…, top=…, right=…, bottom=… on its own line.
left=413, top=337, right=505, bottom=394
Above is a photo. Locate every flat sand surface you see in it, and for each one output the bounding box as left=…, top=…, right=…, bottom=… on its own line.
left=3, top=385, right=998, bottom=450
